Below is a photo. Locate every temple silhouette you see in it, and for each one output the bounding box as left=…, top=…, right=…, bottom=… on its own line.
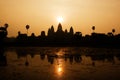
left=1, top=23, right=120, bottom=47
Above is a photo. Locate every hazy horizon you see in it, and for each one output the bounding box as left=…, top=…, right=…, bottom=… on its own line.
left=0, top=0, right=120, bottom=37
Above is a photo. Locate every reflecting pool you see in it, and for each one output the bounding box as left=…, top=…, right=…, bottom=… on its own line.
left=0, top=47, right=120, bottom=80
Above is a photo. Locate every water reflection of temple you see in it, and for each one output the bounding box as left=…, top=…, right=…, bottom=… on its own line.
left=15, top=48, right=83, bottom=65
left=0, top=48, right=7, bottom=66
left=3, top=47, right=120, bottom=67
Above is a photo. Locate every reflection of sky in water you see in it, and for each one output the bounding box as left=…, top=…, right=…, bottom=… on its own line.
left=1, top=47, right=120, bottom=80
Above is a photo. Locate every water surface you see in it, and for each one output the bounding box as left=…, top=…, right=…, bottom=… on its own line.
left=0, top=47, right=120, bottom=80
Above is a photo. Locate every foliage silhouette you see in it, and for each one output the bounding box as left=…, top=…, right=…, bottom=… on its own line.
left=112, top=29, right=115, bottom=35
left=92, top=26, right=95, bottom=33
left=26, top=24, right=30, bottom=35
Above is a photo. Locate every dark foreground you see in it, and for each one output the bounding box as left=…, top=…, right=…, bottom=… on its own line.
left=0, top=47, right=120, bottom=80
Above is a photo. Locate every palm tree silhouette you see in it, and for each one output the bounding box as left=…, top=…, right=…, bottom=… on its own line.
left=26, top=25, right=30, bottom=35
left=92, top=26, right=95, bottom=33
left=4, top=23, right=9, bottom=29
left=112, top=29, right=115, bottom=35
left=3, top=23, right=9, bottom=37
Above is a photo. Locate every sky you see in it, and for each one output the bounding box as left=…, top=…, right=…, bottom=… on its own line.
left=0, top=0, right=120, bottom=37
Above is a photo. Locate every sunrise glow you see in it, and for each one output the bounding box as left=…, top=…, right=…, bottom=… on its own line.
left=0, top=0, right=120, bottom=37
left=57, top=16, right=63, bottom=23
left=58, top=66, right=62, bottom=72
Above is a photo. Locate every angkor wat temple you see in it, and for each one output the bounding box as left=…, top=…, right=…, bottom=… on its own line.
left=1, top=23, right=120, bottom=47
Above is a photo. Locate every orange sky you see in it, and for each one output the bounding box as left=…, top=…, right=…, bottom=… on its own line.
left=0, top=0, right=120, bottom=37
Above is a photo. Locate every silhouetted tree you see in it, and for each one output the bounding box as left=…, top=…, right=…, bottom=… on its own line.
left=0, top=23, right=9, bottom=39
left=112, top=29, right=115, bottom=35
left=26, top=25, right=30, bottom=35
left=4, top=23, right=9, bottom=29
left=18, top=31, right=21, bottom=35
left=92, top=26, right=95, bottom=33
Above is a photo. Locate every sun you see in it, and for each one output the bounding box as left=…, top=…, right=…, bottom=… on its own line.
left=58, top=67, right=62, bottom=72
left=57, top=16, right=63, bottom=23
